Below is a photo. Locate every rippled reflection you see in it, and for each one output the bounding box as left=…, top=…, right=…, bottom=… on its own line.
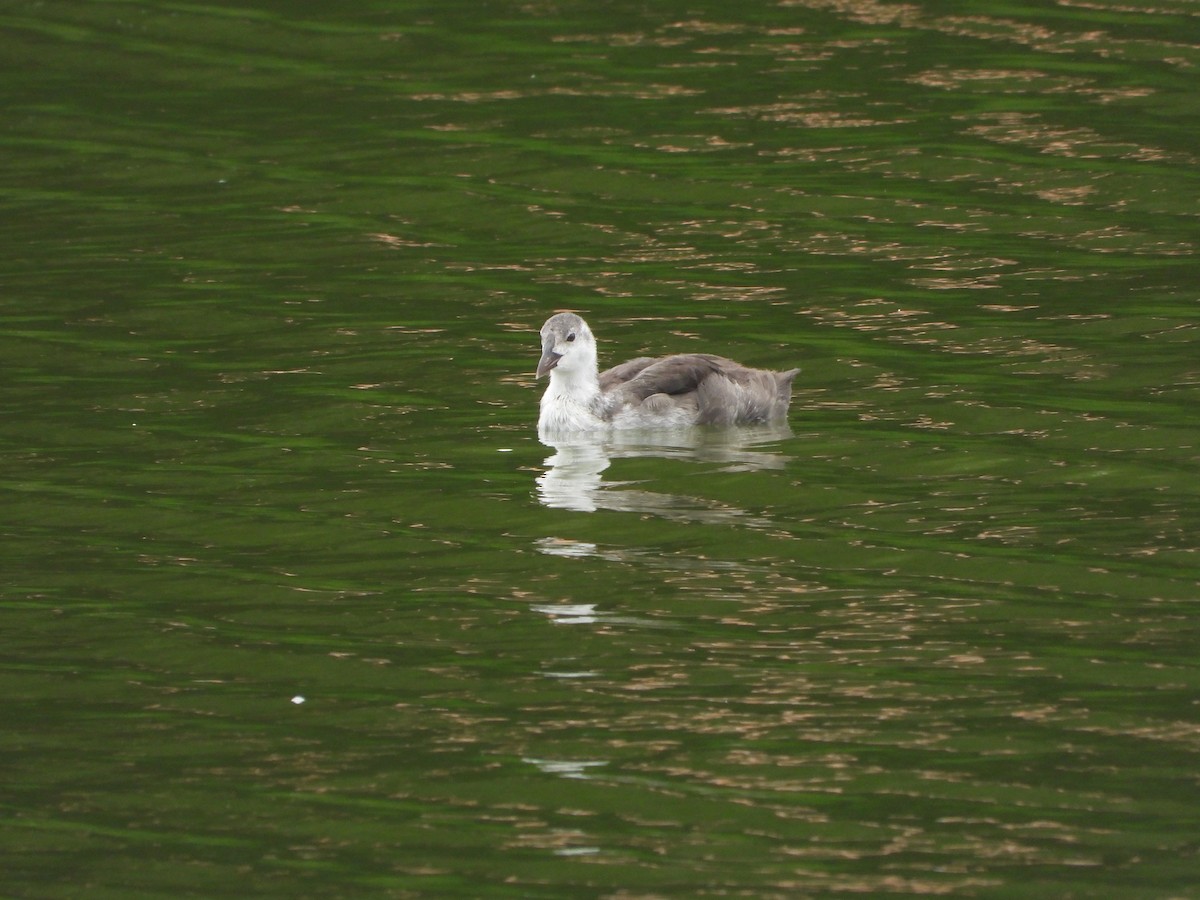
left=535, top=425, right=792, bottom=515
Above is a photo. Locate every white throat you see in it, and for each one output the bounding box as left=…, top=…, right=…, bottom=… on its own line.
left=539, top=365, right=605, bottom=432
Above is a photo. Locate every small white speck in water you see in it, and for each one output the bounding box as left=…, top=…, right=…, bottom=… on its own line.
left=291, top=695, right=306, bottom=705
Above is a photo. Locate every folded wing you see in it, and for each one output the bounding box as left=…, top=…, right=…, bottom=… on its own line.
left=601, top=354, right=799, bottom=426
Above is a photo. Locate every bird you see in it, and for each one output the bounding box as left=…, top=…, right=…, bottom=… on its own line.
left=535, top=312, right=800, bottom=434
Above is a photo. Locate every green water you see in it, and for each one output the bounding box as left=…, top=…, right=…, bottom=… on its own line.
left=2, top=0, right=1198, bottom=896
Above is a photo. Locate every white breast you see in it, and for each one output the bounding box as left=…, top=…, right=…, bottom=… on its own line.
left=539, top=389, right=608, bottom=433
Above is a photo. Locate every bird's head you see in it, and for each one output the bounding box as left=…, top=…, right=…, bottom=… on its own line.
left=536, top=312, right=596, bottom=380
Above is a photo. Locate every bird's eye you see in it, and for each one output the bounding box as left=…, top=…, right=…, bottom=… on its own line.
left=566, top=332, right=576, bottom=343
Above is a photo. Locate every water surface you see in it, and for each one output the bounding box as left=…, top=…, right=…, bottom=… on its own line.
left=2, top=0, right=1198, bottom=896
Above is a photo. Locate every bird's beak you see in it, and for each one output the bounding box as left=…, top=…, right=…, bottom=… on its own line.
left=536, top=348, right=562, bottom=379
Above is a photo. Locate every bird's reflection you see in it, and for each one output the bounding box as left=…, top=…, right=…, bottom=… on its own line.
left=535, top=425, right=792, bottom=519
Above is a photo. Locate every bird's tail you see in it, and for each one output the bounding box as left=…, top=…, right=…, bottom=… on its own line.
left=775, top=368, right=801, bottom=403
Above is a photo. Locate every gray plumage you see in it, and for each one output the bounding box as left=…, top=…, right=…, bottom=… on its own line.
left=535, top=313, right=799, bottom=434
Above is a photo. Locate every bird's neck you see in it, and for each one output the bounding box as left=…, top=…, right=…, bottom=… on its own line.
left=539, top=359, right=607, bottom=432
left=547, top=363, right=599, bottom=398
